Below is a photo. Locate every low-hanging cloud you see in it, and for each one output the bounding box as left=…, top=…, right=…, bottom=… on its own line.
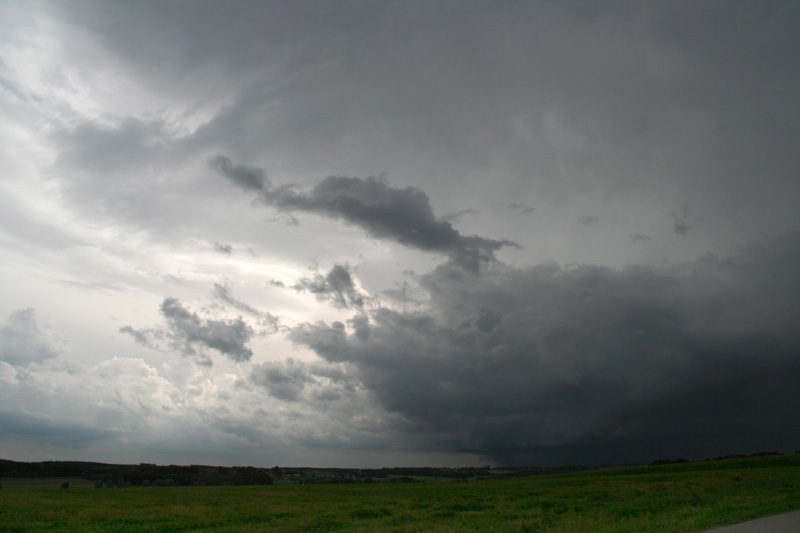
left=211, top=157, right=517, bottom=271
left=289, top=232, right=800, bottom=465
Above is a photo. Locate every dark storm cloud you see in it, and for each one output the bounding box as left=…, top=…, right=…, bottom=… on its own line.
left=293, top=265, right=365, bottom=309
left=0, top=309, right=61, bottom=366
left=208, top=155, right=268, bottom=192
left=210, top=159, right=518, bottom=271
left=121, top=298, right=255, bottom=364
left=290, top=232, right=800, bottom=465
left=265, top=175, right=485, bottom=257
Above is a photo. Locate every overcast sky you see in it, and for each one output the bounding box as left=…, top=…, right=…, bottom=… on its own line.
left=1, top=0, right=799, bottom=468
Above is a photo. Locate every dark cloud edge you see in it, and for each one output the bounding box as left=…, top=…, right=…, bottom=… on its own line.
left=210, top=155, right=518, bottom=271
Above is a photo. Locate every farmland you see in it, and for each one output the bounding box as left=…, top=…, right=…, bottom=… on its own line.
left=1, top=454, right=799, bottom=532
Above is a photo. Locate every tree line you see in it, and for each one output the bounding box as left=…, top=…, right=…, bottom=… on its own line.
left=0, top=459, right=273, bottom=487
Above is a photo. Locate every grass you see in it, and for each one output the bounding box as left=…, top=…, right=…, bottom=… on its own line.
left=1, top=455, right=799, bottom=532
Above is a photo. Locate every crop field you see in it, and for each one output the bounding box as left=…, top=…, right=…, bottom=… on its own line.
left=1, top=454, right=799, bottom=532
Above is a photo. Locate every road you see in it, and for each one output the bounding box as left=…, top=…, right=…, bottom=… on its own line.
left=703, top=510, right=800, bottom=532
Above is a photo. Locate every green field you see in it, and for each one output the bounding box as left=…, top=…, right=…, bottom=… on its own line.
left=1, top=455, right=799, bottom=532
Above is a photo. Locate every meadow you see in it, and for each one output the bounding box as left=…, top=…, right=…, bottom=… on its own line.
left=1, top=454, right=799, bottom=532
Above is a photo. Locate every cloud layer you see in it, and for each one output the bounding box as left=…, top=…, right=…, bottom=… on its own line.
left=1, top=0, right=799, bottom=468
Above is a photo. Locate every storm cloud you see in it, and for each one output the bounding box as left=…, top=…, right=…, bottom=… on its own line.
left=3, top=0, right=800, bottom=468
left=290, top=232, right=800, bottom=465
left=211, top=159, right=517, bottom=271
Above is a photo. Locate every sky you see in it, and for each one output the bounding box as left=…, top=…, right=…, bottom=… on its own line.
left=1, top=0, right=799, bottom=468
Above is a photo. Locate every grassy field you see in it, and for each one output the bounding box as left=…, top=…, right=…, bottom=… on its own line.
left=1, top=455, right=799, bottom=532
